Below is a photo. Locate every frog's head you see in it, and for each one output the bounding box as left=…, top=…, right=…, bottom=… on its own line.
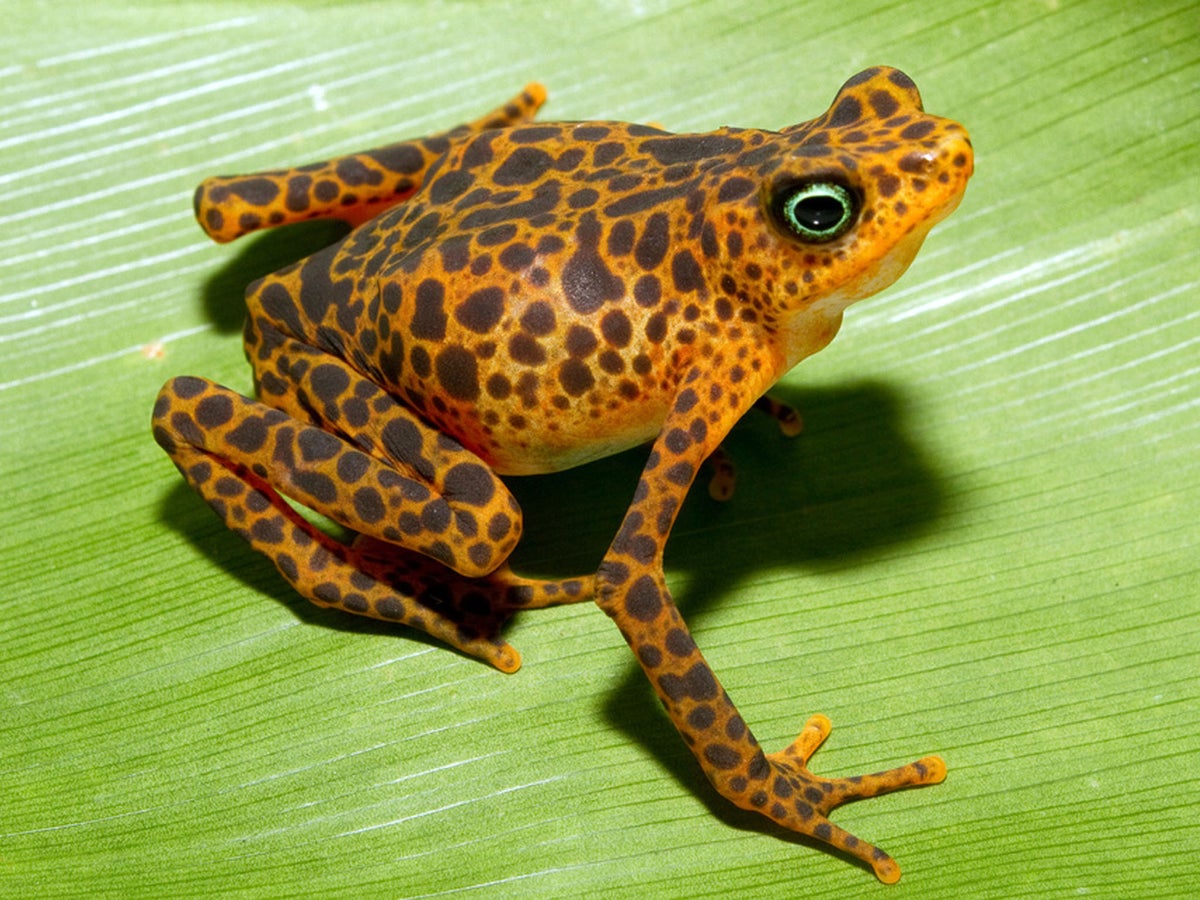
left=741, top=67, right=973, bottom=365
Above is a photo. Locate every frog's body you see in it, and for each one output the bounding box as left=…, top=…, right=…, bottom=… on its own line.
left=155, top=69, right=971, bottom=882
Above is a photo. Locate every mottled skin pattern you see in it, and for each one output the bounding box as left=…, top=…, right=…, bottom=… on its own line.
left=154, top=68, right=972, bottom=882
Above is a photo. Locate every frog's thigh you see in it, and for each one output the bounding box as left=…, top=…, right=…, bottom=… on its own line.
left=153, top=375, right=517, bottom=578
left=152, top=376, right=526, bottom=670
left=246, top=331, right=523, bottom=566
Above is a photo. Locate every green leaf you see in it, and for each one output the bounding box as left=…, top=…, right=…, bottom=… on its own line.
left=3, top=1, right=1197, bottom=897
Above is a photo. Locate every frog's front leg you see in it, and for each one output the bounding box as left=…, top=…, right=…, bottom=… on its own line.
left=595, top=369, right=944, bottom=883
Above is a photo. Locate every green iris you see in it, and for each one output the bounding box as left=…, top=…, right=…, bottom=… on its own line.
left=776, top=182, right=857, bottom=241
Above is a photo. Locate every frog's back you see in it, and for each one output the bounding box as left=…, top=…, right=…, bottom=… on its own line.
left=230, top=70, right=971, bottom=475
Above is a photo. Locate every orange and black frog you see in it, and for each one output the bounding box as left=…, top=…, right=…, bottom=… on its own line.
left=154, top=66, right=972, bottom=882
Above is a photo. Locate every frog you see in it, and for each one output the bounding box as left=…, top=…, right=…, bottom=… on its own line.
left=153, top=67, right=972, bottom=883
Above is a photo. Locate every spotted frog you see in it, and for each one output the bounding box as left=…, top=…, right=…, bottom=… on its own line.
left=154, top=67, right=972, bottom=882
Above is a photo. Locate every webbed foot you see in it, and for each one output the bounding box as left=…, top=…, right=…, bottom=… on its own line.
left=751, top=714, right=945, bottom=883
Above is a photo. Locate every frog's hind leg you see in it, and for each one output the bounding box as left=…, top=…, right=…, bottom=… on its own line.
left=194, top=83, right=547, bottom=244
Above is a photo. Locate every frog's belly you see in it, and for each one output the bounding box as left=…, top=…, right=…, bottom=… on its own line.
left=473, top=401, right=666, bottom=476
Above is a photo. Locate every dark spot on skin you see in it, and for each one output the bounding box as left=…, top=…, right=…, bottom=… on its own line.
left=342, top=593, right=370, bottom=613
left=558, top=358, right=595, bottom=397
left=195, top=394, right=233, bottom=428
left=353, top=486, right=386, bottom=523
left=498, top=242, right=535, bottom=272
left=664, top=428, right=691, bottom=454
left=460, top=181, right=561, bottom=231
left=443, top=462, right=495, bottom=506
left=562, top=212, right=624, bottom=314
left=634, top=211, right=670, bottom=270
left=494, top=146, right=555, bottom=185
left=603, top=182, right=693, bottom=217
left=508, top=332, right=546, bottom=366
left=488, top=512, right=512, bottom=542
left=411, top=279, right=447, bottom=340
left=639, top=645, right=663, bottom=668
left=726, top=716, right=746, bottom=741
left=520, top=301, right=556, bottom=336
left=421, top=499, right=452, bottom=533
left=717, top=177, right=756, bottom=202
left=298, top=428, right=341, bottom=462
left=376, top=597, right=406, bottom=619
left=607, top=219, right=636, bottom=257
left=687, top=705, right=715, bottom=730
left=573, top=125, right=611, bottom=142
left=486, top=373, right=511, bottom=399
left=568, top=188, right=600, bottom=209
left=633, top=274, right=661, bottom=307
left=639, top=134, right=743, bottom=165
left=214, top=477, right=242, bottom=497
left=229, top=177, right=280, bottom=207
left=671, top=249, right=705, bottom=293
left=600, top=310, right=632, bottom=347
left=409, top=344, right=431, bottom=378
left=702, top=744, right=742, bottom=770
left=508, top=125, right=562, bottom=144
left=659, top=662, right=719, bottom=702
left=309, top=363, right=350, bottom=404
left=250, top=518, right=285, bottom=545
left=293, top=470, right=337, bottom=505
left=380, top=418, right=433, bottom=479
left=334, top=157, right=381, bottom=187
left=829, top=95, right=863, bottom=127
left=901, top=121, right=936, bottom=140
left=471, top=222, right=513, bottom=247
left=285, top=175, right=312, bottom=212
left=625, top=575, right=663, bottom=621
left=455, top=287, right=504, bottom=334
left=257, top=282, right=304, bottom=336
left=428, top=169, right=473, bottom=204
left=598, top=350, right=624, bottom=374
left=435, top=346, right=479, bottom=401
left=565, top=325, right=598, bottom=357
left=337, top=452, right=370, bottom=484
left=645, top=312, right=667, bottom=343
left=225, top=417, right=268, bottom=454
left=665, top=461, right=694, bottom=485
left=664, top=628, right=695, bottom=657
left=372, top=142, right=427, bottom=175
left=888, top=69, right=917, bottom=91
left=593, top=141, right=623, bottom=166
left=876, top=172, right=900, bottom=198
left=438, top=235, right=471, bottom=272
left=869, top=89, right=900, bottom=118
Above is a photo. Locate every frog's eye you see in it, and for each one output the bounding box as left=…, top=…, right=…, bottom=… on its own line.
left=774, top=181, right=857, bottom=242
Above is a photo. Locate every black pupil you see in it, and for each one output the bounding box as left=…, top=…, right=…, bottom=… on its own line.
left=795, top=194, right=846, bottom=231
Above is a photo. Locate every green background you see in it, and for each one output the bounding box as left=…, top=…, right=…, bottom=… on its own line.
left=3, top=1, right=1197, bottom=896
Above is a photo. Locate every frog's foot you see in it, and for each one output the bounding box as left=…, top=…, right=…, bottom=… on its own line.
left=705, top=446, right=738, bottom=501
left=705, top=394, right=804, bottom=500
left=754, top=393, right=803, bottom=436
left=747, top=715, right=945, bottom=884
